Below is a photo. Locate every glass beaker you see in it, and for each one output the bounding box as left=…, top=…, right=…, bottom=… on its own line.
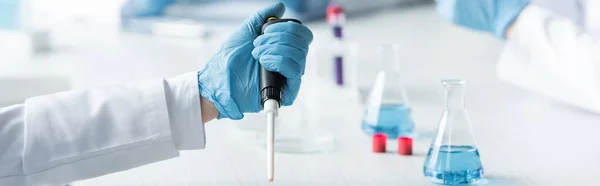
left=255, top=81, right=335, bottom=153
left=424, top=80, right=484, bottom=185
left=361, top=44, right=415, bottom=139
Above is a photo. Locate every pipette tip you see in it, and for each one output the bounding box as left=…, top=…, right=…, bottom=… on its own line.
left=268, top=178, right=274, bottom=182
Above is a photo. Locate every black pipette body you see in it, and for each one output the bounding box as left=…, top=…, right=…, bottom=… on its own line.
left=259, top=17, right=302, bottom=107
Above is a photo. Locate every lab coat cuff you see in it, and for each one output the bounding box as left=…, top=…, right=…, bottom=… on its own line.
left=500, top=5, right=546, bottom=82
left=503, top=5, right=543, bottom=57
left=511, top=5, right=548, bottom=35
left=165, top=72, right=206, bottom=150
left=495, top=1, right=530, bottom=40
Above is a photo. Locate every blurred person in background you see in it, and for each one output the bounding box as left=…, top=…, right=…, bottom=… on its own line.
left=437, top=0, right=600, bottom=112
left=0, top=2, right=313, bottom=185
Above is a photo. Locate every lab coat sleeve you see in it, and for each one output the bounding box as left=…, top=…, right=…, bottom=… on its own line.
left=498, top=5, right=600, bottom=113
left=0, top=71, right=205, bottom=186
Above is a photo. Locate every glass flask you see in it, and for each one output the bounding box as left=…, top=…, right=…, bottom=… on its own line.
left=361, top=44, right=415, bottom=139
left=424, top=80, right=484, bottom=185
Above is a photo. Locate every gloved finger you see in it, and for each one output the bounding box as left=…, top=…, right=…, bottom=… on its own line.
left=253, top=32, right=309, bottom=52
left=258, top=55, right=305, bottom=79
left=252, top=44, right=308, bottom=62
left=261, top=22, right=314, bottom=44
left=252, top=44, right=307, bottom=74
left=281, top=78, right=302, bottom=106
left=239, top=2, right=286, bottom=38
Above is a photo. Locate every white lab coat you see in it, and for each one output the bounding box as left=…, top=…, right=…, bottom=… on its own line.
left=0, top=72, right=206, bottom=186
left=498, top=0, right=600, bottom=113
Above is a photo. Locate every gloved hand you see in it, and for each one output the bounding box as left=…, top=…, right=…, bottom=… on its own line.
left=198, top=2, right=313, bottom=120
left=436, top=0, right=529, bottom=39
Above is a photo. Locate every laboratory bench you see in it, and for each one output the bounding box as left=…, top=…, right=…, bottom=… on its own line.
left=2, top=3, right=600, bottom=186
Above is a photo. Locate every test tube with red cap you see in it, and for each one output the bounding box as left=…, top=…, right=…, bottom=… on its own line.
left=326, top=3, right=346, bottom=86
left=327, top=3, right=345, bottom=39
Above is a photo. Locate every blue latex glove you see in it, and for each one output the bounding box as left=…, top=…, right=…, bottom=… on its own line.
left=436, top=0, right=529, bottom=39
left=198, top=2, right=313, bottom=120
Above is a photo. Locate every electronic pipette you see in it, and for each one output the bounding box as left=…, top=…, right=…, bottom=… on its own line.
left=260, top=17, right=302, bottom=182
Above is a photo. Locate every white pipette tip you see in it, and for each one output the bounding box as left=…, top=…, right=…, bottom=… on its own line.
left=264, top=99, right=279, bottom=183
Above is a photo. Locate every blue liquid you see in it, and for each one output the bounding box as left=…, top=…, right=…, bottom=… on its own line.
left=361, top=104, right=415, bottom=139
left=424, top=145, right=484, bottom=185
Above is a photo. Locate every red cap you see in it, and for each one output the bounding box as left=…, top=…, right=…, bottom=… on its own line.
left=397, top=137, right=413, bottom=155
left=327, top=4, right=344, bottom=15
left=372, top=134, right=387, bottom=153
left=326, top=4, right=345, bottom=23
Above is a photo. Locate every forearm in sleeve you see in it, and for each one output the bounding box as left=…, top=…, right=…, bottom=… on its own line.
left=0, top=72, right=205, bottom=185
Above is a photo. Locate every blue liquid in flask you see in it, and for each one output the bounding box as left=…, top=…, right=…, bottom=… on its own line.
left=423, top=145, right=484, bottom=185
left=361, top=104, right=415, bottom=139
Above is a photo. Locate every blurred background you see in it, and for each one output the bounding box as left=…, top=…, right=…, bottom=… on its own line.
left=0, top=0, right=578, bottom=106
left=1, top=0, right=596, bottom=185
left=1, top=0, right=441, bottom=106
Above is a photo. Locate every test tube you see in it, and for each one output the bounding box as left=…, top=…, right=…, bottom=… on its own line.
left=327, top=3, right=346, bottom=86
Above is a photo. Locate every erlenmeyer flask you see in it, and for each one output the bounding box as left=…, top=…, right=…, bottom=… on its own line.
left=361, top=44, right=415, bottom=139
left=424, top=80, right=484, bottom=185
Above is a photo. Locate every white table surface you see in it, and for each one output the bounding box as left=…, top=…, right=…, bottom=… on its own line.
left=4, top=3, right=600, bottom=186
